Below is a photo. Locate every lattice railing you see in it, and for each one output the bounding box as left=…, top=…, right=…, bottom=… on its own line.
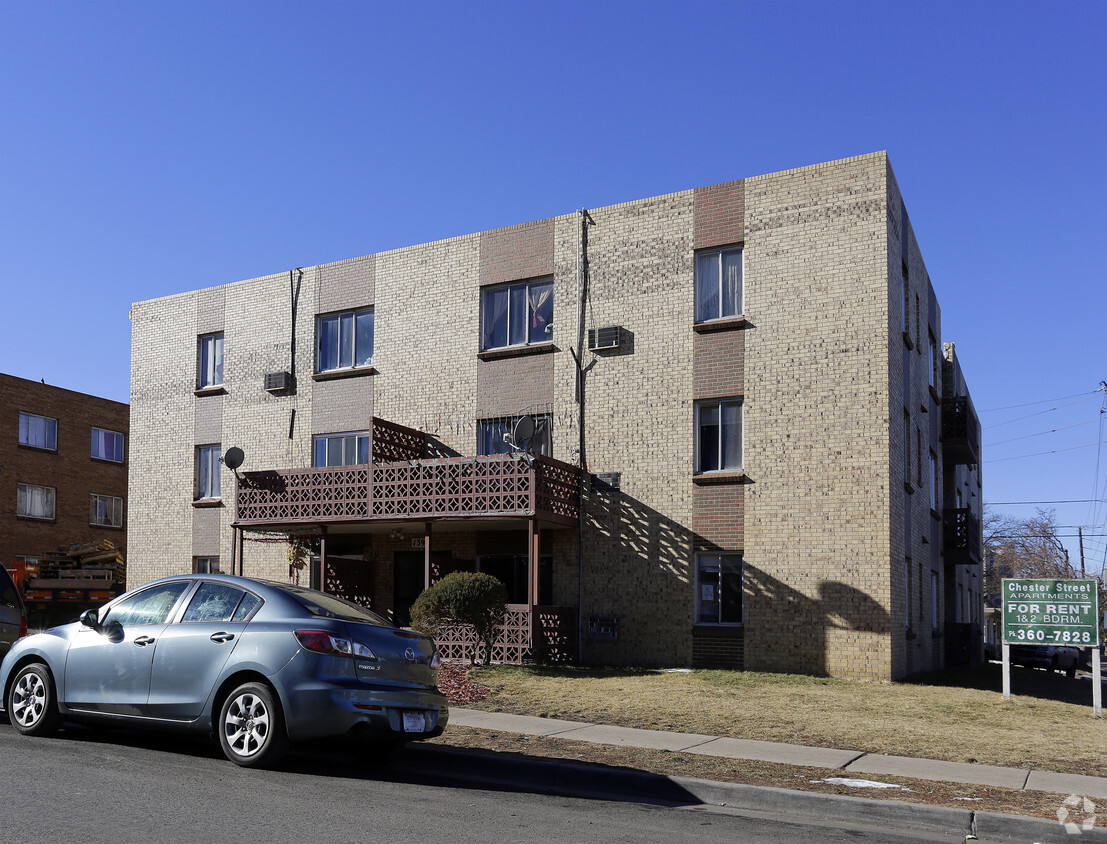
left=370, top=417, right=424, bottom=463
left=237, top=455, right=579, bottom=526
left=434, top=605, right=577, bottom=664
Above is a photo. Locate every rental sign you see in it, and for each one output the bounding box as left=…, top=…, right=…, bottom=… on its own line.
left=1002, top=578, right=1100, bottom=647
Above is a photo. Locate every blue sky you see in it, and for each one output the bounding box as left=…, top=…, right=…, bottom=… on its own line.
left=2, top=1, right=1104, bottom=569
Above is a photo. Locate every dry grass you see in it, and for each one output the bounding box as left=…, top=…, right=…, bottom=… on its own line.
left=460, top=663, right=1107, bottom=777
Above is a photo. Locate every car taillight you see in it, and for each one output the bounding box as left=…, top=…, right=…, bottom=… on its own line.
left=295, top=630, right=377, bottom=660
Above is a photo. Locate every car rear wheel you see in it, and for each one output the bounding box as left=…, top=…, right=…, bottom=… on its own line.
left=218, top=682, right=288, bottom=768
left=7, top=663, right=60, bottom=737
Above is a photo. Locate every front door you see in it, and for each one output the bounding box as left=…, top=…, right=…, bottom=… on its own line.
left=393, top=552, right=425, bottom=627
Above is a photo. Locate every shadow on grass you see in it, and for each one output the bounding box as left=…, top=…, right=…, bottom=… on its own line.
left=903, top=661, right=1101, bottom=706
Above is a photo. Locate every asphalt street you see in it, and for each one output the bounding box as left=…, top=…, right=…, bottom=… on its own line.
left=0, top=719, right=966, bottom=844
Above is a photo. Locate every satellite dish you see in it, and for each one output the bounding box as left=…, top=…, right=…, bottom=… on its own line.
left=513, top=416, right=536, bottom=443
left=223, top=447, right=245, bottom=471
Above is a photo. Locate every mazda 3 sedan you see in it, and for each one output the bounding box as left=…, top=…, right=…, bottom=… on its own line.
left=0, top=574, right=448, bottom=767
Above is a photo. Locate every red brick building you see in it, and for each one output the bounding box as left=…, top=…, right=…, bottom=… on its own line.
left=1, top=374, right=129, bottom=571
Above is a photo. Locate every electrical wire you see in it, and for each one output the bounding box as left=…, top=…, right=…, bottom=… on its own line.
left=978, top=389, right=1103, bottom=413
left=985, top=440, right=1107, bottom=463
left=987, top=418, right=1097, bottom=447
left=984, top=394, right=1102, bottom=430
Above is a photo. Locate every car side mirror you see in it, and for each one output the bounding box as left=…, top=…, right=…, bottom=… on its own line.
left=80, top=608, right=101, bottom=629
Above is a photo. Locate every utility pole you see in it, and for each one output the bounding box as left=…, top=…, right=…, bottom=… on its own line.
left=1079, top=526, right=1086, bottom=576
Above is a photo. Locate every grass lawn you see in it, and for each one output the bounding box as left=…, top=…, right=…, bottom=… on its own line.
left=460, top=662, right=1107, bottom=777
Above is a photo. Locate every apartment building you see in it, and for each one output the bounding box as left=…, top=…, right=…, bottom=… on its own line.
left=128, top=152, right=982, bottom=680
left=1, top=373, right=129, bottom=568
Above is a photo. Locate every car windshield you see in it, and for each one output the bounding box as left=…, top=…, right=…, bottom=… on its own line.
left=274, top=583, right=391, bottom=627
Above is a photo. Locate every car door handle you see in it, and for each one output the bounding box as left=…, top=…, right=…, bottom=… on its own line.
left=210, top=632, right=235, bottom=643
left=134, top=636, right=156, bottom=647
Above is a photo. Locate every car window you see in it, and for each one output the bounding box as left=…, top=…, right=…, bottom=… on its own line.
left=276, top=583, right=390, bottom=626
left=103, top=582, right=190, bottom=627
left=232, top=592, right=262, bottom=621
left=181, top=582, right=255, bottom=623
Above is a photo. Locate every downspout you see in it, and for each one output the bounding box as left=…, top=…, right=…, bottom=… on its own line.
left=575, top=209, right=590, bottom=663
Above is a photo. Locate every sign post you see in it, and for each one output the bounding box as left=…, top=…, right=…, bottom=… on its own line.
left=1001, top=578, right=1101, bottom=715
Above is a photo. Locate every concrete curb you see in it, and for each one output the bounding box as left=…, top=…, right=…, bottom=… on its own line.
left=401, top=744, right=1107, bottom=843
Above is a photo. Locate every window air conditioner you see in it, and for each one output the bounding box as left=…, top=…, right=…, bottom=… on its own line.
left=264, top=371, right=290, bottom=392
left=587, top=326, right=621, bottom=351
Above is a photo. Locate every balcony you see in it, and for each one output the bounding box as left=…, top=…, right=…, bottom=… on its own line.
left=943, top=507, right=982, bottom=565
left=235, top=453, right=580, bottom=529
left=941, top=396, right=980, bottom=465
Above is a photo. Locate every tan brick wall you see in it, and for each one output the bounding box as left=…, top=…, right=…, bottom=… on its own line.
left=742, top=153, right=895, bottom=680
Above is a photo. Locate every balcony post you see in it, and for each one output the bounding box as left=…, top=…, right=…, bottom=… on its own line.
left=424, top=521, right=432, bottom=589
left=319, top=525, right=328, bottom=593
left=528, top=518, right=541, bottom=661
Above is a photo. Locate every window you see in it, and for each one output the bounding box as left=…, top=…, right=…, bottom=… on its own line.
left=91, top=427, right=125, bottom=462
left=480, top=277, right=552, bottom=350
left=697, top=553, right=743, bottom=624
left=197, top=333, right=224, bottom=388
left=18, top=412, right=56, bottom=450
left=931, top=570, right=940, bottom=632
left=695, top=246, right=743, bottom=322
left=195, top=445, right=221, bottom=499
left=102, top=581, right=190, bottom=627
left=903, top=412, right=911, bottom=487
left=928, top=331, right=938, bottom=390
left=313, top=432, right=370, bottom=467
left=916, top=426, right=923, bottom=487
left=695, top=399, right=742, bottom=473
left=902, top=265, right=910, bottom=333
left=90, top=494, right=124, bottom=527
left=478, top=554, right=553, bottom=604
left=316, top=308, right=373, bottom=372
left=193, top=556, right=220, bottom=574
left=478, top=415, right=552, bottom=458
left=929, top=451, right=939, bottom=511
left=17, top=484, right=55, bottom=520
left=905, top=558, right=912, bottom=630
left=182, top=582, right=260, bottom=623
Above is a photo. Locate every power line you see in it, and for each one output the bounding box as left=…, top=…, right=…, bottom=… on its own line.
left=985, top=440, right=1107, bottom=463
left=985, top=395, right=1102, bottom=430
left=987, top=418, right=1097, bottom=447
left=978, top=389, right=1102, bottom=413
left=986, top=499, right=1106, bottom=505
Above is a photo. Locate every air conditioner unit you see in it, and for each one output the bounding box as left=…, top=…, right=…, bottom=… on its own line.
left=264, top=371, right=290, bottom=392
left=591, top=472, right=621, bottom=494
left=587, top=325, right=621, bottom=351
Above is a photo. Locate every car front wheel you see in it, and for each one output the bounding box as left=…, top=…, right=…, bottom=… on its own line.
left=8, top=663, right=60, bottom=737
left=218, top=682, right=288, bottom=768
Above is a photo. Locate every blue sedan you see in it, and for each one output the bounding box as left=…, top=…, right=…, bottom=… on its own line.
left=0, top=574, right=448, bottom=767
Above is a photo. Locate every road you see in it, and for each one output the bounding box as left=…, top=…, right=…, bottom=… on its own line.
left=0, top=717, right=966, bottom=844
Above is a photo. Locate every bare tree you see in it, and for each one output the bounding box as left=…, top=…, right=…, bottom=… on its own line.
left=983, top=506, right=1074, bottom=602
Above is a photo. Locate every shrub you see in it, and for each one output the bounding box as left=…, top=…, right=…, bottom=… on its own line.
left=410, top=572, right=508, bottom=666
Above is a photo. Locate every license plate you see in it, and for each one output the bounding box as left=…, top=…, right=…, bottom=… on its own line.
left=402, top=711, right=425, bottom=733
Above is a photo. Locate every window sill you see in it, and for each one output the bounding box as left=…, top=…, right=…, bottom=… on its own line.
left=929, top=385, right=941, bottom=404
left=930, top=508, right=942, bottom=521
left=902, top=331, right=915, bottom=351
left=91, top=456, right=126, bottom=466
left=312, top=366, right=377, bottom=382
left=90, top=522, right=125, bottom=530
left=478, top=343, right=556, bottom=361
left=194, top=386, right=226, bottom=397
left=16, top=515, right=56, bottom=523
left=17, top=443, right=57, bottom=454
left=694, top=316, right=747, bottom=333
left=904, top=481, right=915, bottom=494
left=693, top=623, right=745, bottom=631
left=693, top=472, right=748, bottom=486
left=192, top=498, right=224, bottom=508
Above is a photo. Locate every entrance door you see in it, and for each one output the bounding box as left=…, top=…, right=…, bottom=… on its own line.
left=393, top=552, right=426, bottom=627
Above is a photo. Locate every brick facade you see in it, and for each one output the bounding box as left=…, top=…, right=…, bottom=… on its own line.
left=128, top=152, right=981, bottom=680
left=1, top=374, right=129, bottom=565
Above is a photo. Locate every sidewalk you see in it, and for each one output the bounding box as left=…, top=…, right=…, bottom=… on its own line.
left=450, top=707, right=1107, bottom=800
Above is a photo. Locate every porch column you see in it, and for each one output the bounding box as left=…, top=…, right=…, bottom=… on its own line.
left=230, top=525, right=239, bottom=576
left=319, top=525, right=328, bottom=593
left=235, top=527, right=244, bottom=577
left=528, top=518, right=541, bottom=660
left=424, top=521, right=432, bottom=589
